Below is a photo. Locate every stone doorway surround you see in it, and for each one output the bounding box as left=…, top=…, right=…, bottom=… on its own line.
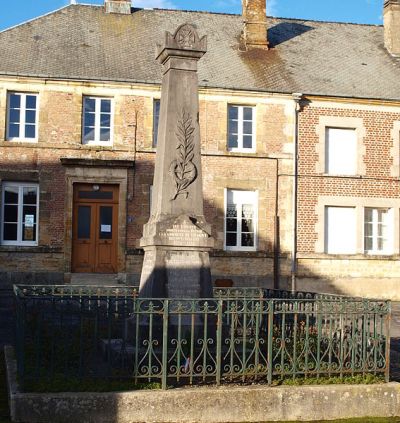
left=60, top=158, right=134, bottom=283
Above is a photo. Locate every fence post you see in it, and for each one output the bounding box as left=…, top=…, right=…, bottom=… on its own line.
left=216, top=299, right=223, bottom=385
left=267, top=300, right=274, bottom=385
left=162, top=299, right=169, bottom=390
left=385, top=301, right=391, bottom=383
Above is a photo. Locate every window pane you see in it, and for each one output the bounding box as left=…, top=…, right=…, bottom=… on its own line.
left=4, top=186, right=19, bottom=204
left=22, top=224, right=36, bottom=241
left=23, top=187, right=37, bottom=205
left=228, top=120, right=238, bottom=134
left=243, top=107, right=253, bottom=120
left=78, top=191, right=113, bottom=200
left=228, top=134, right=238, bottom=149
left=364, top=222, right=372, bottom=237
left=9, top=94, right=20, bottom=109
left=85, top=113, right=95, bottom=127
left=241, top=233, right=254, bottom=247
left=365, top=237, right=373, bottom=252
left=83, top=127, right=95, bottom=142
left=8, top=124, right=19, bottom=138
left=242, top=219, right=254, bottom=233
left=99, top=206, right=112, bottom=239
left=100, top=113, right=110, bottom=127
left=84, top=98, right=95, bottom=112
left=26, top=95, right=37, bottom=109
left=243, top=135, right=253, bottom=149
left=226, top=232, right=236, bottom=247
left=25, top=110, right=36, bottom=124
left=364, top=208, right=373, bottom=222
left=243, top=121, right=252, bottom=134
left=77, top=206, right=91, bottom=239
left=25, top=124, right=36, bottom=139
left=9, top=109, right=20, bottom=123
left=100, top=100, right=111, bottom=113
left=23, top=206, right=37, bottom=222
left=3, top=223, right=17, bottom=241
left=100, top=128, right=110, bottom=142
left=226, top=204, right=237, bottom=218
left=153, top=100, right=160, bottom=147
left=228, top=106, right=238, bottom=120
left=4, top=205, right=18, bottom=222
left=226, top=219, right=237, bottom=232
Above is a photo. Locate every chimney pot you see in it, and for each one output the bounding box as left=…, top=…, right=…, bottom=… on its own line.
left=242, top=0, right=268, bottom=50
left=105, top=0, right=131, bottom=14
left=384, top=0, right=400, bottom=56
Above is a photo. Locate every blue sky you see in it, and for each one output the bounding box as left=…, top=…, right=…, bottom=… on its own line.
left=0, top=0, right=384, bottom=32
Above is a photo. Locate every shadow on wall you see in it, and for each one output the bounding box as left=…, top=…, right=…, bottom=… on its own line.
left=0, top=156, right=387, bottom=300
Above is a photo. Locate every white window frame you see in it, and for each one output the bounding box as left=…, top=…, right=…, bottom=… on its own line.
left=1, top=182, right=39, bottom=246
left=82, top=96, right=114, bottom=146
left=224, top=189, right=258, bottom=252
left=227, top=105, right=256, bottom=153
left=6, top=92, right=39, bottom=142
left=325, top=127, right=357, bottom=175
left=364, top=207, right=393, bottom=255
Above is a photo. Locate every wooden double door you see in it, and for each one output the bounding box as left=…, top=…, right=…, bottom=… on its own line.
left=72, top=184, right=119, bottom=273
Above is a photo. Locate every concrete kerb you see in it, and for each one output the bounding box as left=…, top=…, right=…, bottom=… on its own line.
left=4, top=345, right=400, bottom=423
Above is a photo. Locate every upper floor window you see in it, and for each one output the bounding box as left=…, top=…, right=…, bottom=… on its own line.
left=7, top=92, right=38, bottom=142
left=152, top=99, right=160, bottom=148
left=325, top=127, right=357, bottom=175
left=325, top=206, right=356, bottom=254
left=83, top=97, right=113, bottom=145
left=225, top=189, right=257, bottom=251
left=228, top=105, right=255, bottom=152
left=364, top=208, right=392, bottom=254
left=1, top=182, right=39, bottom=246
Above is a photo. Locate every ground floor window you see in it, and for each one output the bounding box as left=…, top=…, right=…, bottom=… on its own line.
left=225, top=189, right=257, bottom=251
left=364, top=207, right=392, bottom=254
left=1, top=182, right=39, bottom=246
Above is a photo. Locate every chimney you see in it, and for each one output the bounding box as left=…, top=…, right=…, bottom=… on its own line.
left=384, top=0, right=400, bottom=56
left=242, top=0, right=268, bottom=49
left=105, top=0, right=131, bottom=14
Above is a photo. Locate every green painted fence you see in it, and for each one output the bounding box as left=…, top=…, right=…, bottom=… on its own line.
left=14, top=285, right=390, bottom=390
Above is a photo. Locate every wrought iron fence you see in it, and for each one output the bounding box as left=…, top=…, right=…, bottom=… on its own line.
left=14, top=285, right=391, bottom=390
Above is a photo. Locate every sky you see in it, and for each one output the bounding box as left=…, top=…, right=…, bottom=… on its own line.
left=0, top=0, right=384, bottom=32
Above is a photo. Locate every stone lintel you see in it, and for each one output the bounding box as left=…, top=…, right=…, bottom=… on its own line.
left=60, top=158, right=134, bottom=168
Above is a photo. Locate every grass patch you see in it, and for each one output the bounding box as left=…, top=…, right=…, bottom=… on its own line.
left=275, top=373, right=385, bottom=386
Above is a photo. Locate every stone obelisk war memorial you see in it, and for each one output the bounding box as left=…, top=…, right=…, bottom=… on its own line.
left=139, top=24, right=214, bottom=299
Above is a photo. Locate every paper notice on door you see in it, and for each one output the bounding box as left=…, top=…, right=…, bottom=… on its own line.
left=101, top=225, right=111, bottom=233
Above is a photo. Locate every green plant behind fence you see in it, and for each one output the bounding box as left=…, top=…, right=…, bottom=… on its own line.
left=14, top=285, right=391, bottom=390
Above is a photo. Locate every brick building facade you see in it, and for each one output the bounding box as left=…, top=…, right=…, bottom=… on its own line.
left=1, top=0, right=400, bottom=298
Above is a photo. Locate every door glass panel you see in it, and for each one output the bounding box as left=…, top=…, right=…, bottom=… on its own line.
left=77, top=206, right=91, bottom=239
left=99, top=206, right=112, bottom=239
left=78, top=191, right=113, bottom=200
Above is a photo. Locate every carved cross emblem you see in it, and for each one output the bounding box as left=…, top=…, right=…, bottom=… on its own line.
left=176, top=26, right=196, bottom=49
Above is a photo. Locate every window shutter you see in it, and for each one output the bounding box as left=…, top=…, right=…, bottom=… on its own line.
left=326, top=128, right=357, bottom=175
left=325, top=206, right=356, bottom=254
